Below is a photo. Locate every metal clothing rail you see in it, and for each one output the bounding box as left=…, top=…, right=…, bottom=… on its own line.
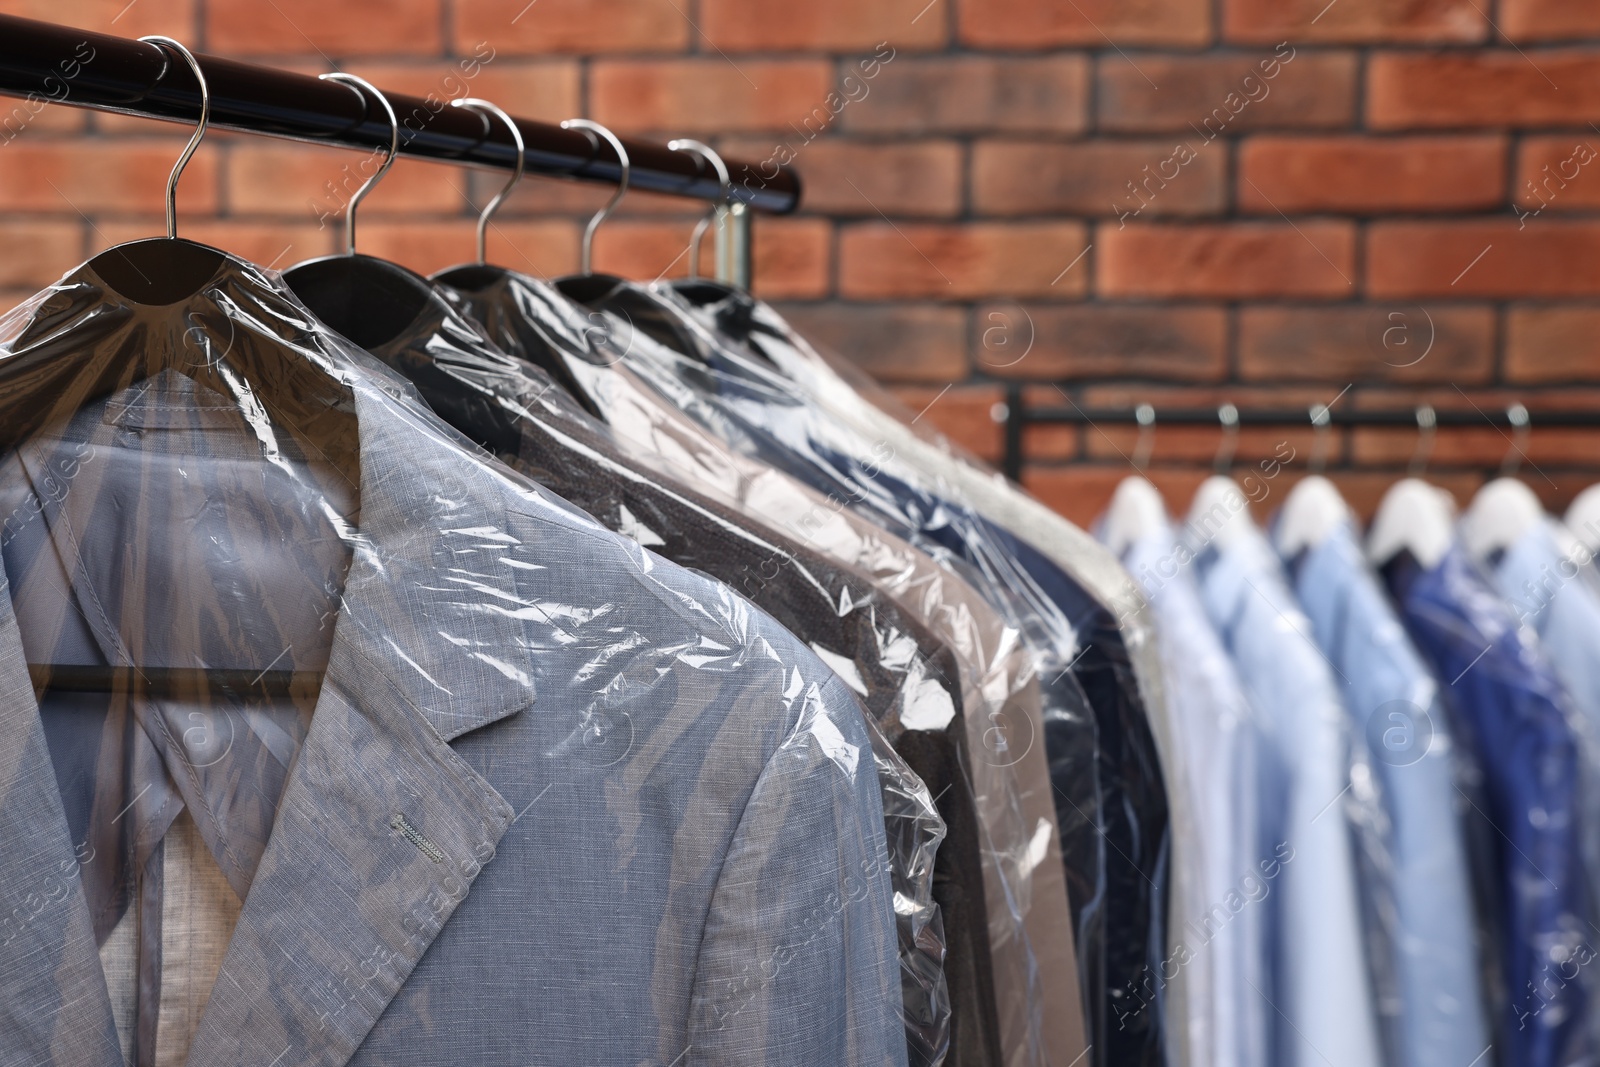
left=0, top=14, right=801, bottom=214
left=1000, top=384, right=1600, bottom=481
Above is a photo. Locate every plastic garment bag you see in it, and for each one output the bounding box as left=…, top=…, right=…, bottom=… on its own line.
left=326, top=274, right=955, bottom=1067
left=1385, top=546, right=1595, bottom=1067
left=572, top=278, right=1129, bottom=1064
left=1279, top=520, right=1489, bottom=1067
left=568, top=279, right=1102, bottom=1067
left=665, top=282, right=1178, bottom=1067
left=657, top=280, right=1173, bottom=1067
left=671, top=283, right=1162, bottom=710
left=439, top=266, right=1068, bottom=1067
left=0, top=252, right=905, bottom=1067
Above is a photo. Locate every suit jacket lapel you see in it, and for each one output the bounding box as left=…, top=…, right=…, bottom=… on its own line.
left=180, top=637, right=517, bottom=1067
left=0, top=568, right=124, bottom=1067
left=184, top=381, right=537, bottom=1067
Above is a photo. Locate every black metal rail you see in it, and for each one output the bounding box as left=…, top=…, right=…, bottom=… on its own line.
left=1000, top=384, right=1600, bottom=481
left=0, top=14, right=800, bottom=213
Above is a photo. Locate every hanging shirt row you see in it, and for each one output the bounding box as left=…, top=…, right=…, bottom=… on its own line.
left=1099, top=463, right=1600, bottom=1067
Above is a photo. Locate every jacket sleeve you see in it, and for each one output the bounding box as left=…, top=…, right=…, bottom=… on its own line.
left=688, top=671, right=907, bottom=1067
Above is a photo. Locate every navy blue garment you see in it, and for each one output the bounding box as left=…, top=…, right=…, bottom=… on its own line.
left=566, top=280, right=1170, bottom=1067
left=1383, top=546, right=1593, bottom=1067
left=813, top=448, right=1168, bottom=1067
left=971, top=504, right=1169, bottom=1067
left=765, top=445, right=1162, bottom=1067
left=1287, top=523, right=1488, bottom=1067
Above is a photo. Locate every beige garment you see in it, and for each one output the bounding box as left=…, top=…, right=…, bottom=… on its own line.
left=157, top=809, right=243, bottom=1066
left=101, top=891, right=138, bottom=1066
left=770, top=343, right=1185, bottom=1067
left=738, top=471, right=1087, bottom=1067
left=571, top=357, right=1086, bottom=1067
left=99, top=809, right=243, bottom=1067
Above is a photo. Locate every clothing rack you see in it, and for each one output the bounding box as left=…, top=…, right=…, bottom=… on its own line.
left=1000, top=383, right=1600, bottom=481
left=0, top=15, right=799, bottom=284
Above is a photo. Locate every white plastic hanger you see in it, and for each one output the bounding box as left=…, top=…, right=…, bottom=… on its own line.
left=1566, top=484, right=1600, bottom=554
left=1460, top=477, right=1545, bottom=563
left=1275, top=474, right=1350, bottom=559
left=1102, top=475, right=1168, bottom=558
left=1188, top=474, right=1255, bottom=551
left=1368, top=477, right=1457, bottom=569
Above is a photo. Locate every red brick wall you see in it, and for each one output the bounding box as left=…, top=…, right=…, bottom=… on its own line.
left=4, top=0, right=1600, bottom=527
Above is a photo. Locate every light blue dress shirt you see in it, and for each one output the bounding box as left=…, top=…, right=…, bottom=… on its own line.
left=1192, top=520, right=1382, bottom=1067
left=1286, top=521, right=1489, bottom=1067
left=1488, top=519, right=1600, bottom=775
left=1117, top=519, right=1269, bottom=1067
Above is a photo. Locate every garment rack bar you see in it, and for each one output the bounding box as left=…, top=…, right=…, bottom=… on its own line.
left=0, top=15, right=801, bottom=213
left=27, top=664, right=318, bottom=697
left=1000, top=384, right=1600, bottom=481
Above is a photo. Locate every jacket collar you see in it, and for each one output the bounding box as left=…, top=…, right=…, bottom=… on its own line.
left=0, top=260, right=536, bottom=1067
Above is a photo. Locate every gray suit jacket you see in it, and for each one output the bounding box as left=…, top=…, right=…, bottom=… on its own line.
left=0, top=257, right=905, bottom=1067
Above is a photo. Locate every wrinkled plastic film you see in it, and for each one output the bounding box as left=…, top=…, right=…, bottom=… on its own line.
left=550, top=278, right=1094, bottom=1065
left=333, top=275, right=955, bottom=1066
left=0, top=253, right=907, bottom=1067
left=682, top=285, right=1172, bottom=845
left=567, top=360, right=1061, bottom=1067
left=656, top=282, right=1171, bottom=1067
left=440, top=267, right=1054, bottom=1067
left=866, top=706, right=955, bottom=1067
left=700, top=287, right=1161, bottom=689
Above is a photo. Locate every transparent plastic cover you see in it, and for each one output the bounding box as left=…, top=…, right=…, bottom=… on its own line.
left=436, top=266, right=1075, bottom=1067
left=0, top=250, right=907, bottom=1067
left=655, top=281, right=1171, bottom=1067
left=329, top=270, right=953, bottom=1066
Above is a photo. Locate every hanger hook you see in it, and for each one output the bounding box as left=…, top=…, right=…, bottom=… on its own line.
left=668, top=139, right=730, bottom=281
left=1309, top=402, right=1333, bottom=475
left=138, top=36, right=210, bottom=240
left=1410, top=404, right=1437, bottom=476
left=1132, top=403, right=1156, bottom=474
left=319, top=73, right=399, bottom=257
left=1214, top=403, right=1240, bottom=476
left=451, top=98, right=525, bottom=266
left=1502, top=402, right=1530, bottom=477
left=562, top=118, right=630, bottom=275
